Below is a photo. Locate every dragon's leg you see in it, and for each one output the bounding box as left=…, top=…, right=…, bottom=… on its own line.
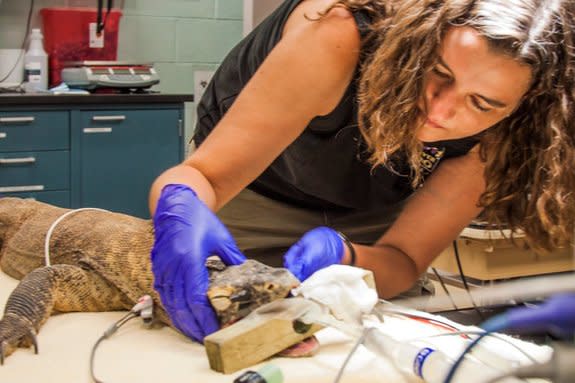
left=0, top=264, right=132, bottom=364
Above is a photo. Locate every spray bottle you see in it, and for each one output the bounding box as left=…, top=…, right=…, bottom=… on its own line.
left=23, top=28, right=48, bottom=93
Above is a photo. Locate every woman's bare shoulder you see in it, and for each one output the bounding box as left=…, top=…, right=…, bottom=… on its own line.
left=283, top=0, right=360, bottom=51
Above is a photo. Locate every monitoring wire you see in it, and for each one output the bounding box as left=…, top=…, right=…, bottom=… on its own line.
left=377, top=306, right=542, bottom=364
left=444, top=292, right=575, bottom=383
left=332, top=330, right=367, bottom=383
left=89, top=295, right=154, bottom=383
left=331, top=316, right=536, bottom=383
left=431, top=267, right=459, bottom=310
left=0, top=0, right=34, bottom=85
left=423, top=330, right=540, bottom=365
left=90, top=312, right=139, bottom=383
left=44, top=208, right=109, bottom=267
left=445, top=330, right=492, bottom=383
left=452, top=240, right=485, bottom=321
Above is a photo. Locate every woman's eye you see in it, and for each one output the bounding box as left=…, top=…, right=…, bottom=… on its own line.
left=432, top=67, right=451, bottom=79
left=471, top=97, right=492, bottom=112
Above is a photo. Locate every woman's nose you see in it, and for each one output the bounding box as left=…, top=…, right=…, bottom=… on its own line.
left=426, top=81, right=458, bottom=122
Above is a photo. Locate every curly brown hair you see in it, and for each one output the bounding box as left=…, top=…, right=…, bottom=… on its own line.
left=324, top=0, right=575, bottom=251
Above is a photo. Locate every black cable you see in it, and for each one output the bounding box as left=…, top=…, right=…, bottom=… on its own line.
left=424, top=330, right=540, bottom=364
left=97, top=0, right=114, bottom=35
left=0, top=0, right=34, bottom=84
left=97, top=0, right=103, bottom=34
left=443, top=330, right=492, bottom=383
left=452, top=240, right=485, bottom=320
left=431, top=267, right=459, bottom=310
left=89, top=312, right=139, bottom=383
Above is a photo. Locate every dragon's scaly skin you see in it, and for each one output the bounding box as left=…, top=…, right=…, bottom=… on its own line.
left=0, top=197, right=298, bottom=363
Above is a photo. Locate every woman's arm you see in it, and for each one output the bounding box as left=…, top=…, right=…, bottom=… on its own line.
left=353, top=149, right=486, bottom=298
left=149, top=3, right=361, bottom=213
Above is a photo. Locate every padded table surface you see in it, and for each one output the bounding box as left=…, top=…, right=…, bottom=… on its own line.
left=0, top=271, right=414, bottom=383
left=0, top=270, right=551, bottom=383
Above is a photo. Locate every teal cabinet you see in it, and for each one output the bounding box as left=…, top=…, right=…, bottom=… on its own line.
left=0, top=111, right=69, bottom=151
left=0, top=94, right=191, bottom=218
left=75, top=109, right=181, bottom=218
left=0, top=110, right=71, bottom=207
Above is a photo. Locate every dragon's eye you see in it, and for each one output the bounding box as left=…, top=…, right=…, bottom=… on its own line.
left=230, top=289, right=251, bottom=302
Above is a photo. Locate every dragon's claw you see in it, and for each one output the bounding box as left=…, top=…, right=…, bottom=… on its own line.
left=29, top=329, right=38, bottom=355
left=0, top=315, right=39, bottom=364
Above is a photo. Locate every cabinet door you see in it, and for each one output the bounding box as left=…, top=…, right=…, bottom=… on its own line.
left=77, top=109, right=182, bottom=218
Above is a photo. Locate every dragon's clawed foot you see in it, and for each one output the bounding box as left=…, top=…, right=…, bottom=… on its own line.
left=0, top=315, right=38, bottom=365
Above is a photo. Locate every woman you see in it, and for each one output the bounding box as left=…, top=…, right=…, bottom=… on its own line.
left=149, top=0, right=575, bottom=342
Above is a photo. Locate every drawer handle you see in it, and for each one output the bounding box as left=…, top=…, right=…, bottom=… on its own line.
left=0, top=185, right=45, bottom=192
left=0, top=132, right=6, bottom=139
left=91, top=115, right=126, bottom=122
left=0, top=116, right=35, bottom=124
left=84, top=127, right=113, bottom=134
left=0, top=157, right=36, bottom=165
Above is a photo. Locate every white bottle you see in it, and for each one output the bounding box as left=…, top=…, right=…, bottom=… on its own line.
left=23, top=28, right=48, bottom=93
left=363, top=327, right=523, bottom=383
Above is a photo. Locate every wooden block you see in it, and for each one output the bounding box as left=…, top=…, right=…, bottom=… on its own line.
left=204, top=299, right=323, bottom=374
left=204, top=268, right=376, bottom=374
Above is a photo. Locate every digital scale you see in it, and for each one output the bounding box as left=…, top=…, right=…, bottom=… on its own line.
left=61, top=61, right=160, bottom=90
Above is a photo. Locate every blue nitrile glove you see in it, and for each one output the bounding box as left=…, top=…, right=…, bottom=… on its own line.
left=283, top=226, right=344, bottom=281
left=151, top=184, right=246, bottom=343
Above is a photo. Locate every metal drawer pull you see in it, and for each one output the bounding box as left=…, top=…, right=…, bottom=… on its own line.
left=0, top=116, right=35, bottom=123
left=83, top=127, right=113, bottom=134
left=0, top=157, right=36, bottom=165
left=0, top=132, right=6, bottom=139
left=0, top=185, right=45, bottom=192
left=91, top=115, right=126, bottom=122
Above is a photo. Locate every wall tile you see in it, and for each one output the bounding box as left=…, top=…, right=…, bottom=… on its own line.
left=121, top=0, right=214, bottom=18
left=153, top=62, right=217, bottom=93
left=151, top=62, right=218, bottom=143
left=117, top=16, right=177, bottom=62
left=176, top=19, right=242, bottom=63
left=0, top=0, right=246, bottom=103
left=215, top=1, right=243, bottom=20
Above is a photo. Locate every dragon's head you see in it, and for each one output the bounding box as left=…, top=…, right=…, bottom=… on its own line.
left=206, top=259, right=300, bottom=326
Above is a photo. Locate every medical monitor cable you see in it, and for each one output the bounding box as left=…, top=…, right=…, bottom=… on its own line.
left=332, top=329, right=367, bottom=383
left=90, top=295, right=154, bottom=383
left=431, top=267, right=459, bottom=311
left=452, top=240, right=485, bottom=321
left=44, top=207, right=109, bottom=267
left=443, top=293, right=575, bottom=383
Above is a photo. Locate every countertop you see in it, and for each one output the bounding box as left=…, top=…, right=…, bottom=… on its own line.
left=0, top=92, right=194, bottom=106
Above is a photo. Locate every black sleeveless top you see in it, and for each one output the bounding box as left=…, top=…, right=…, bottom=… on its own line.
left=194, top=0, right=479, bottom=211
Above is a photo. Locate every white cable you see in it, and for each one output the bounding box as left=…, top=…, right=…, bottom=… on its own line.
left=44, top=208, right=109, bottom=267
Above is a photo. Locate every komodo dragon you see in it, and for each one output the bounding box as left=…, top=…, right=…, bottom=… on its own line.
left=0, top=197, right=300, bottom=363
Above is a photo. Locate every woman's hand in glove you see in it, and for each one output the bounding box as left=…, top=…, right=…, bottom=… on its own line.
left=151, top=184, right=246, bottom=343
left=283, top=226, right=344, bottom=281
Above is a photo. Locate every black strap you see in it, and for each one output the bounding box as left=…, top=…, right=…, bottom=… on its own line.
left=337, top=231, right=357, bottom=266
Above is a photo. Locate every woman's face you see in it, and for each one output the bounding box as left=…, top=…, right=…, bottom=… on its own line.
left=417, top=26, right=532, bottom=142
